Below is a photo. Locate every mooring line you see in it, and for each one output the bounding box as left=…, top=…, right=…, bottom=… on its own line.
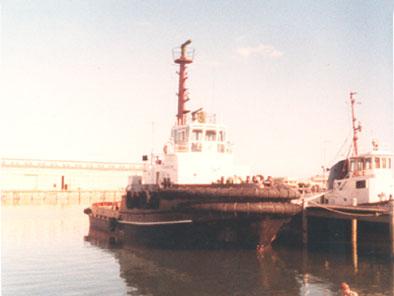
left=307, top=201, right=387, bottom=217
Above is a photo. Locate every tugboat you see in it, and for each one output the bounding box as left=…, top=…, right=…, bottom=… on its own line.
left=325, top=92, right=394, bottom=205
left=84, top=40, right=301, bottom=248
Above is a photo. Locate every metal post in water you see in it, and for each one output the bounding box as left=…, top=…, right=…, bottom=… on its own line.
left=389, top=200, right=394, bottom=258
left=302, top=199, right=308, bottom=246
left=351, top=198, right=358, bottom=271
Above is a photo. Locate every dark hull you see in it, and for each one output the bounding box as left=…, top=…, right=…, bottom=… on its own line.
left=88, top=213, right=290, bottom=249
left=86, top=184, right=302, bottom=249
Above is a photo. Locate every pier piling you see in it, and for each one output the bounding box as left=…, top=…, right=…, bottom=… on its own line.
left=389, top=200, right=394, bottom=258
left=302, top=200, right=308, bottom=245
left=351, top=198, right=358, bottom=271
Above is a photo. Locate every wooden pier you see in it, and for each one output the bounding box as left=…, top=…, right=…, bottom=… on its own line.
left=301, top=198, right=394, bottom=258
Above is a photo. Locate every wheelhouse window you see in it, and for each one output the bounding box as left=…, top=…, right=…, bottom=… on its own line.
left=205, top=130, right=216, bottom=141
left=217, top=143, right=225, bottom=153
left=192, top=129, right=203, bottom=141
left=382, top=158, right=387, bottom=169
left=389, top=158, right=392, bottom=169
left=356, top=158, right=364, bottom=171
left=350, top=159, right=355, bottom=172
left=375, top=157, right=380, bottom=169
left=218, top=130, right=225, bottom=142
left=175, top=129, right=188, bottom=144
left=365, top=158, right=372, bottom=169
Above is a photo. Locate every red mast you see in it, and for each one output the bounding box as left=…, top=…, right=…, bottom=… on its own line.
left=349, top=91, right=361, bottom=157
left=174, top=40, right=193, bottom=125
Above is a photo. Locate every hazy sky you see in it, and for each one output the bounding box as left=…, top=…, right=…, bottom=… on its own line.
left=1, top=1, right=393, bottom=178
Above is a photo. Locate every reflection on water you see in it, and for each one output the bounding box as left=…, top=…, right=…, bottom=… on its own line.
left=2, top=206, right=128, bottom=296
left=2, top=205, right=394, bottom=295
left=113, top=247, right=302, bottom=296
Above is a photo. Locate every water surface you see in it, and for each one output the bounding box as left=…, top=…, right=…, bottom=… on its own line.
left=2, top=205, right=394, bottom=295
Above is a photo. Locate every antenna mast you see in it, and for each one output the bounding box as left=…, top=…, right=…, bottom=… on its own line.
left=349, top=91, right=361, bottom=157
left=174, top=40, right=193, bottom=125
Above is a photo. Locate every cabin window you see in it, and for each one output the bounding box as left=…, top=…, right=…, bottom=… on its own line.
left=357, top=158, right=364, bottom=171
left=356, top=180, right=366, bottom=189
left=191, top=142, right=202, bottom=152
left=192, top=129, right=203, bottom=141
left=365, top=158, right=372, bottom=169
left=375, top=157, right=381, bottom=169
left=175, top=131, right=179, bottom=143
left=389, top=158, right=392, bottom=169
left=218, top=130, right=225, bottom=142
left=176, top=129, right=187, bottom=144
left=217, top=143, right=225, bottom=153
left=382, top=158, right=387, bottom=169
left=350, top=159, right=355, bottom=172
left=205, top=130, right=216, bottom=141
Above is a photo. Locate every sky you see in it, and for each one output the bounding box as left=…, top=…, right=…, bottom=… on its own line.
left=1, top=0, right=393, bottom=178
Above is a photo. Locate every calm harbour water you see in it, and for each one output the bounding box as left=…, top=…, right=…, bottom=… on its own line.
left=2, top=205, right=394, bottom=295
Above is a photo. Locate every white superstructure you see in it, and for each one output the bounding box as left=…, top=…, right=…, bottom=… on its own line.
left=143, top=112, right=235, bottom=185
left=325, top=146, right=394, bottom=205
left=140, top=40, right=237, bottom=185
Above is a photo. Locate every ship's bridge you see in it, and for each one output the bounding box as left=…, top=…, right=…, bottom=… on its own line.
left=170, top=111, right=232, bottom=155
left=148, top=111, right=235, bottom=185
left=326, top=150, right=394, bottom=205
left=327, top=150, right=393, bottom=190
left=348, top=150, right=393, bottom=176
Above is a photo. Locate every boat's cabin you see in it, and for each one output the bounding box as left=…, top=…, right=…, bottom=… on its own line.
left=141, top=110, right=236, bottom=185
left=348, top=154, right=392, bottom=174
left=169, top=111, right=232, bottom=155
left=327, top=151, right=393, bottom=190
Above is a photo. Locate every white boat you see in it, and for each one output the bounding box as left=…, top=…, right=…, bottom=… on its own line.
left=325, top=92, right=394, bottom=205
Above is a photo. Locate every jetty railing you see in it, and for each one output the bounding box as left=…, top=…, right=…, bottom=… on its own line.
left=1, top=190, right=124, bottom=206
